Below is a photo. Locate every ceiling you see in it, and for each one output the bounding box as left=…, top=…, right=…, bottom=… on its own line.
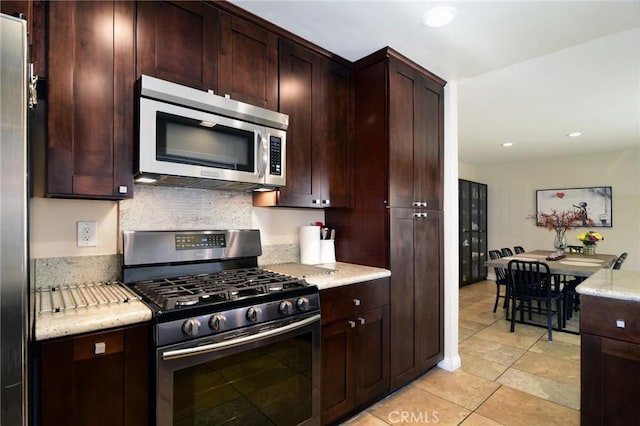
left=229, top=0, right=640, bottom=165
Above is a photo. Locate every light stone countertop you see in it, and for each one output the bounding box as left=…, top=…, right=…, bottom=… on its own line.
left=35, top=292, right=152, bottom=341
left=35, top=262, right=390, bottom=341
left=576, top=268, right=640, bottom=302
left=263, top=262, right=391, bottom=290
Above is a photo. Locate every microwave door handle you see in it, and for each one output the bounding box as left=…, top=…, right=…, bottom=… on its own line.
left=257, top=131, right=268, bottom=178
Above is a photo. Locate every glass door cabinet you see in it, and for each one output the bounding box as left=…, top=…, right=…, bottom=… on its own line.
left=459, top=179, right=487, bottom=286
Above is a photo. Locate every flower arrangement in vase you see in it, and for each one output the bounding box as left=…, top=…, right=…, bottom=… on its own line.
left=576, top=230, right=604, bottom=255
left=530, top=210, right=593, bottom=251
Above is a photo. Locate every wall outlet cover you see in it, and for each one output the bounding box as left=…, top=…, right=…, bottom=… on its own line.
left=77, top=221, right=97, bottom=247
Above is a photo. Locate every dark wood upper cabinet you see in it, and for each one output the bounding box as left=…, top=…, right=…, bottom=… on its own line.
left=136, top=0, right=218, bottom=90
left=46, top=0, right=135, bottom=199
left=218, top=11, right=278, bottom=110
left=388, top=58, right=444, bottom=210
left=253, top=39, right=353, bottom=209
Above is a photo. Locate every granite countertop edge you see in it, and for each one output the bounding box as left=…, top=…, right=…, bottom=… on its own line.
left=264, top=261, right=391, bottom=290
left=576, top=269, right=640, bottom=303
left=35, top=301, right=153, bottom=341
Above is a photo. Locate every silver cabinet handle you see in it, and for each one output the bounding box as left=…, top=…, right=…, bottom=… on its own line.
left=312, top=199, right=321, bottom=205
left=413, top=212, right=429, bottom=218
left=348, top=320, right=356, bottom=328
left=322, top=199, right=330, bottom=205
left=357, top=317, right=366, bottom=325
left=412, top=201, right=428, bottom=207
left=352, top=299, right=361, bottom=306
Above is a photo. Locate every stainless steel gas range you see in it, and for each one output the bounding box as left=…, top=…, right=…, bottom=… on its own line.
left=122, top=230, right=321, bottom=426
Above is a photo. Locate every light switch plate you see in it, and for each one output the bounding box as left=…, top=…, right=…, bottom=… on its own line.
left=77, top=221, right=97, bottom=247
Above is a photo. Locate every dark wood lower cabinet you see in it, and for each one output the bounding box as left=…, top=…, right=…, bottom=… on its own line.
left=580, top=295, right=640, bottom=426
left=320, top=279, right=390, bottom=425
left=38, top=324, right=150, bottom=426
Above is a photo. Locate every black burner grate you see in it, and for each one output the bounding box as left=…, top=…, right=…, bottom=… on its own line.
left=133, top=267, right=305, bottom=310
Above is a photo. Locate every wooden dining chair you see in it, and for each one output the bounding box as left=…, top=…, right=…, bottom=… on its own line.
left=514, top=246, right=525, bottom=254
left=507, top=260, right=564, bottom=341
left=489, top=250, right=509, bottom=312
left=501, top=247, right=514, bottom=257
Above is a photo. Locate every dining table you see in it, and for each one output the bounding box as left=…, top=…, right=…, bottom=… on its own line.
left=484, top=250, right=618, bottom=278
left=485, top=250, right=619, bottom=335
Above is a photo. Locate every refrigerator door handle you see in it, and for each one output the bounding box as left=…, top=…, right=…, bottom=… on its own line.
left=28, top=63, right=38, bottom=109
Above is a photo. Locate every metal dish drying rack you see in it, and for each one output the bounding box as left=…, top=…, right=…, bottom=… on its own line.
left=37, top=281, right=140, bottom=314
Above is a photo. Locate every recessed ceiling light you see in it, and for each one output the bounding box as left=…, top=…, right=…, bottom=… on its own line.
left=502, top=142, right=514, bottom=148
left=422, top=7, right=457, bottom=28
left=567, top=132, right=583, bottom=137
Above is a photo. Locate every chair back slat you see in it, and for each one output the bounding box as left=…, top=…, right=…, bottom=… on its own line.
left=612, top=252, right=628, bottom=270
left=501, top=247, right=514, bottom=257
left=514, top=246, right=525, bottom=254
left=507, top=260, right=553, bottom=298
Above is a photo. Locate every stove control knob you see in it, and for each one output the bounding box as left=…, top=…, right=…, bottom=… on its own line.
left=296, top=297, right=310, bottom=312
left=246, top=307, right=262, bottom=322
left=279, top=300, right=293, bottom=315
left=182, top=318, right=201, bottom=336
left=209, top=314, right=226, bottom=331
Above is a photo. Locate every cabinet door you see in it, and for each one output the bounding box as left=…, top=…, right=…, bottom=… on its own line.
left=389, top=208, right=443, bottom=389
left=355, top=306, right=390, bottom=406
left=459, top=180, right=471, bottom=285
left=47, top=0, right=134, bottom=199
left=389, top=208, right=419, bottom=389
left=322, top=57, right=353, bottom=208
left=39, top=325, right=150, bottom=426
left=581, top=333, right=640, bottom=426
left=218, top=11, right=277, bottom=110
left=321, top=319, right=355, bottom=425
left=136, top=0, right=218, bottom=90
left=388, top=59, right=443, bottom=209
left=415, top=210, right=444, bottom=371
left=413, top=72, right=444, bottom=209
left=276, top=39, right=324, bottom=207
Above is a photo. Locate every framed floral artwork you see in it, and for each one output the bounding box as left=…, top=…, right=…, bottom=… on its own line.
left=535, top=186, right=613, bottom=228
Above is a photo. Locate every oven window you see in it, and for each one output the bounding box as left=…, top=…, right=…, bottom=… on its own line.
left=156, top=112, right=255, bottom=172
left=173, top=334, right=312, bottom=426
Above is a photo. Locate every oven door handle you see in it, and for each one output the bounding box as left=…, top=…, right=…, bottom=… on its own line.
left=161, top=314, right=320, bottom=361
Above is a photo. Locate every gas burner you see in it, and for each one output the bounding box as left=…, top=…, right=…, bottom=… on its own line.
left=132, top=267, right=308, bottom=310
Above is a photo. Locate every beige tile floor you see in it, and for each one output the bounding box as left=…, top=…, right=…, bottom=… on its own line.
left=343, top=280, right=580, bottom=425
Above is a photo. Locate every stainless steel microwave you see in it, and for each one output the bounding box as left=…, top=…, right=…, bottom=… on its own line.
left=136, top=75, right=288, bottom=191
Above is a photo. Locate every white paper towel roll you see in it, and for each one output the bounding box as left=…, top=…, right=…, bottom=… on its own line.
left=299, top=226, right=320, bottom=265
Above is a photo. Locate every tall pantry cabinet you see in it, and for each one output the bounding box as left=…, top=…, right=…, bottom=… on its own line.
left=326, top=47, right=445, bottom=391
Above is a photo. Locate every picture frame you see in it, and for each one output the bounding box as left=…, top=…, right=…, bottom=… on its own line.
left=535, top=186, right=613, bottom=227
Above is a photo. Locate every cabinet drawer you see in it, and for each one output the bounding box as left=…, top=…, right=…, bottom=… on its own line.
left=320, top=278, right=390, bottom=324
left=73, top=329, right=124, bottom=361
left=581, top=296, right=640, bottom=344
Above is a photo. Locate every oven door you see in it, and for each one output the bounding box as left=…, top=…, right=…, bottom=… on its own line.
left=156, top=313, right=321, bottom=426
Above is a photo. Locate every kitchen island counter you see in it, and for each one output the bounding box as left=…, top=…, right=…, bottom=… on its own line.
left=576, top=268, right=640, bottom=302
left=263, top=261, right=391, bottom=290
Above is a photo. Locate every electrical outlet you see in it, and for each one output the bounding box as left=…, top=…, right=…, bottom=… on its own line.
left=77, top=221, right=97, bottom=247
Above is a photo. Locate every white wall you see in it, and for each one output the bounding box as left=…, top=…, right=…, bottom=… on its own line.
left=468, top=147, right=640, bottom=271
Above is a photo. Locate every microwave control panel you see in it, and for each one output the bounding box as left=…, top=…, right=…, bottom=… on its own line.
left=269, top=136, right=282, bottom=176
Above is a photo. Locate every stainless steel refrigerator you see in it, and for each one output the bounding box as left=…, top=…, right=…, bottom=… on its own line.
left=0, top=13, right=29, bottom=425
